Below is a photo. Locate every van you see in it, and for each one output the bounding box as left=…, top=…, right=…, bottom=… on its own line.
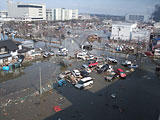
left=75, top=77, right=93, bottom=89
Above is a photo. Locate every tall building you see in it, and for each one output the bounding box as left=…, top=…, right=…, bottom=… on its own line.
left=72, top=9, right=78, bottom=20
left=51, top=8, right=78, bottom=21
left=125, top=14, right=150, bottom=23
left=8, top=0, right=46, bottom=21
left=46, top=9, right=52, bottom=21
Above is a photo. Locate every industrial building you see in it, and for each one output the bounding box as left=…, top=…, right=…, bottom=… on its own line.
left=111, top=22, right=150, bottom=42
left=7, top=0, right=46, bottom=21
left=125, top=14, right=150, bottom=23
left=46, top=8, right=78, bottom=21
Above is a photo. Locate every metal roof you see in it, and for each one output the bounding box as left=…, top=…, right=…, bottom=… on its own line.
left=0, top=40, right=18, bottom=51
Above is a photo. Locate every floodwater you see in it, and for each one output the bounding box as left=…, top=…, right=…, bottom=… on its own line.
left=0, top=28, right=108, bottom=97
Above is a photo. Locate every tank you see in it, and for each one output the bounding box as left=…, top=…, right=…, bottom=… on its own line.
left=2, top=66, right=10, bottom=71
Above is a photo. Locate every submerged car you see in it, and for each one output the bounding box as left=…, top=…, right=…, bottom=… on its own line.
left=80, top=70, right=89, bottom=77
left=128, top=64, right=138, bottom=69
left=82, top=64, right=91, bottom=73
left=107, top=57, right=117, bottom=63
left=72, top=70, right=81, bottom=78
left=121, top=60, right=132, bottom=66
left=88, top=62, right=98, bottom=68
left=75, top=77, right=93, bottom=89
left=97, top=64, right=109, bottom=73
left=115, top=68, right=126, bottom=78
left=105, top=74, right=116, bottom=82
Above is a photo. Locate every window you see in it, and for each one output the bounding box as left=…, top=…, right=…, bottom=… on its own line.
left=1, top=47, right=6, bottom=53
left=17, top=5, right=42, bottom=8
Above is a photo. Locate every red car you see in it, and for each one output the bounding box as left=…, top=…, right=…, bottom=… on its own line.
left=88, top=62, right=98, bottom=68
left=115, top=68, right=126, bottom=78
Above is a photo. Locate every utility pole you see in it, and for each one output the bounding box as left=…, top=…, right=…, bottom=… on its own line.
left=39, top=67, right=42, bottom=95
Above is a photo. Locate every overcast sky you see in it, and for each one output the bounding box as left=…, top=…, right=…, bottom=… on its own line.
left=0, top=0, right=159, bottom=15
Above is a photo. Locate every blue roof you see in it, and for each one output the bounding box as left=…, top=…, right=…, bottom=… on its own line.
left=154, top=38, right=160, bottom=41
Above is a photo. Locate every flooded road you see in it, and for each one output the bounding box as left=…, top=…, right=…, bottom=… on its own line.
left=1, top=28, right=160, bottom=120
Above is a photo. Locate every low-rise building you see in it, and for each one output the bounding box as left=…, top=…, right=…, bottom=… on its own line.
left=0, top=40, right=20, bottom=65
left=0, top=11, right=8, bottom=18
left=111, top=22, right=151, bottom=42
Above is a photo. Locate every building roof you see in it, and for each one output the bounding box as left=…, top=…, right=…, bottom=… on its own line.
left=0, top=54, right=12, bottom=59
left=0, top=40, right=18, bottom=51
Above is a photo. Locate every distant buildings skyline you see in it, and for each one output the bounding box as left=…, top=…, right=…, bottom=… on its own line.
left=0, top=0, right=159, bottom=16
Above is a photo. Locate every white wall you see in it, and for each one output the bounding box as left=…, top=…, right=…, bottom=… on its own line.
left=111, top=23, right=132, bottom=40
left=10, top=50, right=18, bottom=57
left=8, top=1, right=46, bottom=20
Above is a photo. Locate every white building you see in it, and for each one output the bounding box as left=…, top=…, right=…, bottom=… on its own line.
left=111, top=23, right=136, bottom=40
left=125, top=14, right=150, bottom=23
left=8, top=0, right=46, bottom=21
left=79, top=13, right=91, bottom=20
left=72, top=9, right=78, bottom=20
left=111, top=22, right=150, bottom=42
left=46, top=9, right=52, bottom=21
left=0, top=11, right=8, bottom=18
left=51, top=8, right=78, bottom=21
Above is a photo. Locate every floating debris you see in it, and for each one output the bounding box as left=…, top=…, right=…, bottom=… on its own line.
left=111, top=93, right=116, bottom=99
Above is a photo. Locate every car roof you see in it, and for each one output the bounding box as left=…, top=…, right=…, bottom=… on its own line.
left=89, top=62, right=98, bottom=66
left=73, top=70, right=80, bottom=72
left=82, top=64, right=88, bottom=68
left=117, top=68, right=124, bottom=72
left=81, top=77, right=92, bottom=82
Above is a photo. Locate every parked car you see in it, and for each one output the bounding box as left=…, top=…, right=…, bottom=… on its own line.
left=72, top=70, right=81, bottom=78
left=31, top=52, right=41, bottom=57
left=80, top=70, right=89, bottom=77
left=43, top=52, right=50, bottom=58
left=107, top=57, right=117, bottom=63
left=56, top=52, right=68, bottom=56
left=97, top=64, right=109, bottom=73
left=96, top=57, right=105, bottom=62
left=75, top=77, right=93, bottom=89
left=82, top=64, right=91, bottom=73
left=105, top=74, right=116, bottom=82
left=88, top=59, right=97, bottom=64
left=115, top=68, right=126, bottom=78
left=88, top=62, right=98, bottom=68
left=107, top=65, right=113, bottom=72
left=77, top=53, right=87, bottom=60
left=121, top=60, right=132, bottom=66
left=128, top=64, right=138, bottom=69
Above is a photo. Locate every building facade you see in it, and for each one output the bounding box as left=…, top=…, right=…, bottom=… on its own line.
left=111, top=22, right=150, bottom=42
left=46, top=9, right=52, bottom=21
left=49, top=8, right=78, bottom=21
left=8, top=0, right=46, bottom=21
left=0, top=11, right=8, bottom=18
left=125, top=14, right=150, bottom=23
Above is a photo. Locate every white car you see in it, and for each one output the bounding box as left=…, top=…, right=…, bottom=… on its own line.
left=82, top=64, right=91, bottom=73
left=75, top=77, right=93, bottom=89
left=107, top=57, right=117, bottom=63
left=107, top=65, right=113, bottom=72
left=121, top=60, right=132, bottom=66
left=77, top=53, right=87, bottom=60
left=72, top=70, right=81, bottom=78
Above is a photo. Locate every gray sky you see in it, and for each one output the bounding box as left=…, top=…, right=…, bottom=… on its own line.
left=0, top=0, right=159, bottom=15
